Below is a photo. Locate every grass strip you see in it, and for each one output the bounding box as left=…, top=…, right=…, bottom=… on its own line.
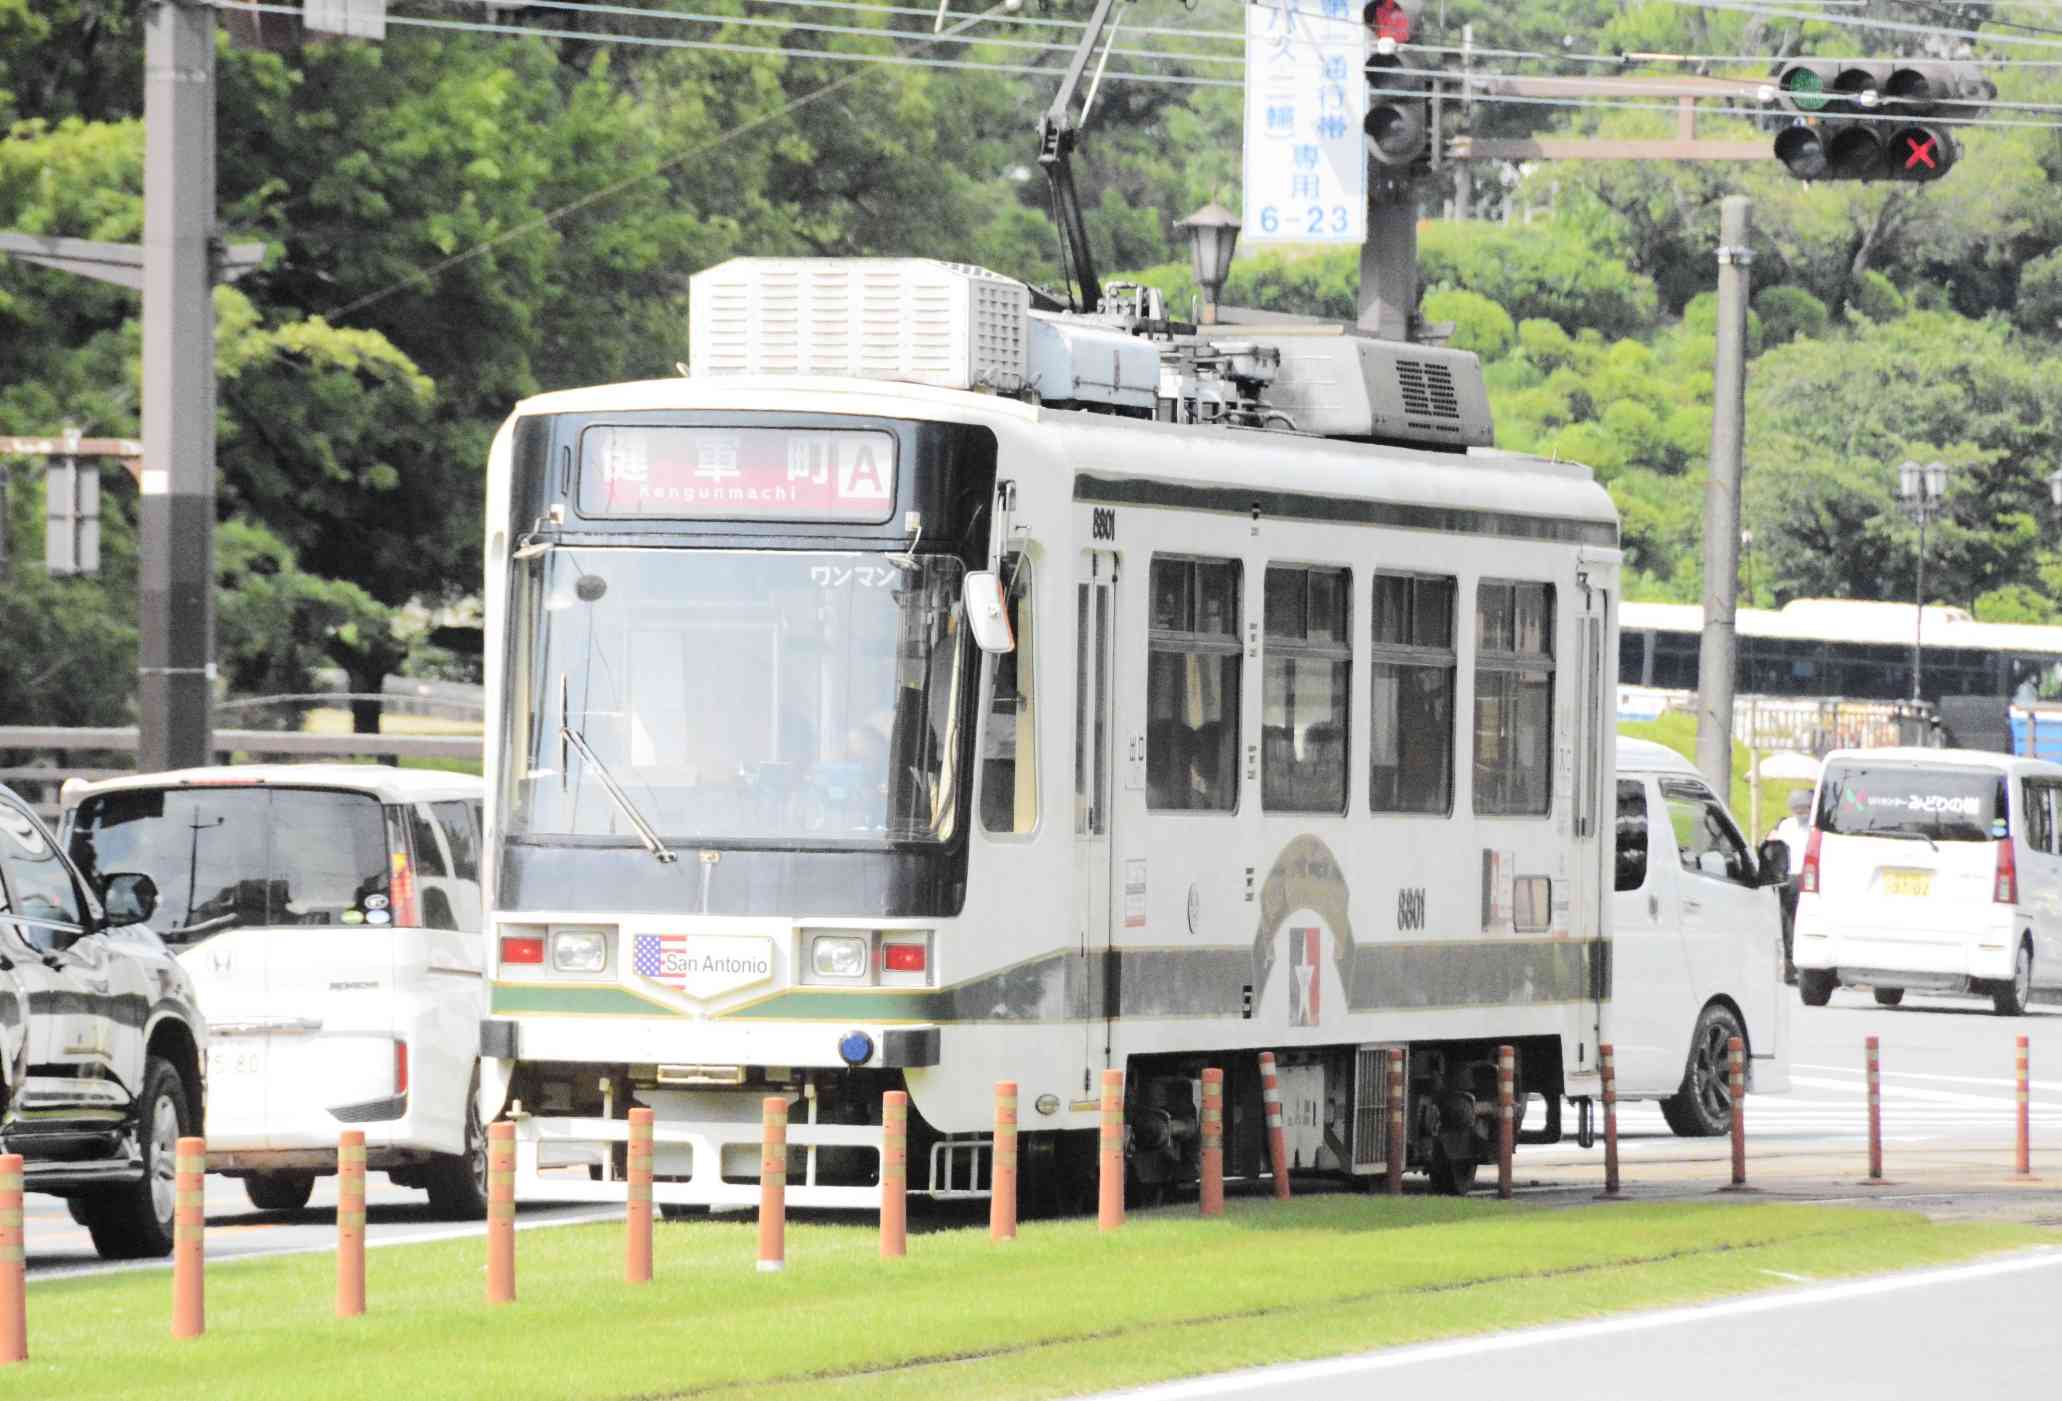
left=4, top=1198, right=2049, bottom=1401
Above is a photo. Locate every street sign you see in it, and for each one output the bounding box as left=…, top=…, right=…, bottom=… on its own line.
left=1243, top=0, right=1366, bottom=245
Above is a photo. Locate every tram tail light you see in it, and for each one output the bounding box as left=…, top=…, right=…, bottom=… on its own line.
left=1995, top=837, right=2018, bottom=905
left=882, top=942, right=927, bottom=973
left=1799, top=828, right=1822, bottom=895
left=500, top=935, right=546, bottom=966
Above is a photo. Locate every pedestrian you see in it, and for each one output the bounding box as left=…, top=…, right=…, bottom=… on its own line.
left=1768, top=787, right=1812, bottom=984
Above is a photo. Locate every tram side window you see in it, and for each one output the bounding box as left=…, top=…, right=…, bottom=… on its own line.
left=1263, top=566, right=1350, bottom=813
left=980, top=555, right=1038, bottom=835
left=1147, top=557, right=1242, bottom=812
left=1474, top=580, right=1555, bottom=816
left=1369, top=572, right=1455, bottom=814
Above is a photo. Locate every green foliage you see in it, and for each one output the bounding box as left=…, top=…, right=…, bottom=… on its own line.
left=1755, top=286, right=1830, bottom=346
left=1851, top=271, right=1908, bottom=323
left=1419, top=221, right=1659, bottom=338
left=1422, top=288, right=1514, bottom=359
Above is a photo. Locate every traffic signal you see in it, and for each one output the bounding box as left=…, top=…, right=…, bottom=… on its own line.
left=1364, top=1, right=1429, bottom=168
left=1767, top=58, right=1992, bottom=182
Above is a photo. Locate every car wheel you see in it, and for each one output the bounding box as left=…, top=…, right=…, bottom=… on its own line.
left=244, top=1172, right=316, bottom=1212
left=79, top=1055, right=191, bottom=1259
left=1994, top=941, right=2033, bottom=1017
left=1799, top=969, right=1836, bottom=1007
left=425, top=1063, right=489, bottom=1220
left=1873, top=987, right=1906, bottom=1008
left=1660, top=1004, right=1742, bottom=1139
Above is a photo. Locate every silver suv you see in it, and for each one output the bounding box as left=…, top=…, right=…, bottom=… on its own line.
left=0, top=782, right=207, bottom=1258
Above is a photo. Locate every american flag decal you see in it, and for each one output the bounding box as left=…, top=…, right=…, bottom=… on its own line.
left=633, top=933, right=693, bottom=989
left=1289, top=926, right=1321, bottom=1027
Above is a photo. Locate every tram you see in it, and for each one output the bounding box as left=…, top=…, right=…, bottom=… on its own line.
left=476, top=257, right=1686, bottom=1207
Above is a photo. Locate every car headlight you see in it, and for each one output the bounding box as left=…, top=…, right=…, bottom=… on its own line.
left=812, top=934, right=869, bottom=978
left=552, top=929, right=608, bottom=973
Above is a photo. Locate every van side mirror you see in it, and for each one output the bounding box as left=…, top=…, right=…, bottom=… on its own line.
left=963, top=571, right=1015, bottom=655
left=1756, top=839, right=1791, bottom=887
left=102, top=872, right=160, bottom=926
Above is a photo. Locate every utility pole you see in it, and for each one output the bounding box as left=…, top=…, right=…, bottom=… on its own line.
left=1696, top=196, right=1752, bottom=797
left=140, top=0, right=220, bottom=771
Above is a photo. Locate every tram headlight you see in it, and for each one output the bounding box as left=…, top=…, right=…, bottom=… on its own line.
left=811, top=933, right=870, bottom=979
left=551, top=928, right=609, bottom=973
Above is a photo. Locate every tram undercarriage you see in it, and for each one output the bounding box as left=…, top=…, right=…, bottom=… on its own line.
left=500, top=1036, right=1567, bottom=1210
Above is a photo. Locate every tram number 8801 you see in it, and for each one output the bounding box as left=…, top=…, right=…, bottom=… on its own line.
left=1396, top=886, right=1426, bottom=932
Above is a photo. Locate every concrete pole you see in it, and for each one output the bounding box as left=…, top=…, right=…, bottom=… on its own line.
left=140, top=0, right=217, bottom=770
left=1697, top=196, right=1751, bottom=796
left=1357, top=175, right=1417, bottom=341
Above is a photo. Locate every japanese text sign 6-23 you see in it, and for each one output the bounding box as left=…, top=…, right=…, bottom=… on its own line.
left=1244, top=0, right=1367, bottom=245
left=578, top=426, right=896, bottom=522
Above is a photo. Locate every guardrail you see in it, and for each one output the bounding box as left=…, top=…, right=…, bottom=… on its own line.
left=0, top=725, right=484, bottom=820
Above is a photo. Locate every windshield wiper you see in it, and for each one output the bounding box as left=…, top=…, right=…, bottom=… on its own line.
left=1869, top=826, right=1940, bottom=850
left=559, top=725, right=678, bottom=864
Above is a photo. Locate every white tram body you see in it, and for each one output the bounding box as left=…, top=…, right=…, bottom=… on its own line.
left=477, top=258, right=1776, bottom=1207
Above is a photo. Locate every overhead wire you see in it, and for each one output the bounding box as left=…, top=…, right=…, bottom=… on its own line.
left=207, top=0, right=2062, bottom=320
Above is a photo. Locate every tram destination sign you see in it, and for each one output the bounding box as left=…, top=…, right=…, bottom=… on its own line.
left=578, top=424, right=896, bottom=522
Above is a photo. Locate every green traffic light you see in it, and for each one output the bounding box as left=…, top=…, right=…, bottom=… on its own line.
left=1781, top=67, right=1829, bottom=112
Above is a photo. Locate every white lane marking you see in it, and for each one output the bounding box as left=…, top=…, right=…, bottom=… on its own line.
left=1084, top=1250, right=2062, bottom=1400
left=1759, top=1269, right=1813, bottom=1281
left=1796, top=1063, right=2062, bottom=1092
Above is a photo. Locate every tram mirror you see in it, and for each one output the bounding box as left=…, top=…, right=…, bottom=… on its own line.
left=964, top=571, right=1016, bottom=655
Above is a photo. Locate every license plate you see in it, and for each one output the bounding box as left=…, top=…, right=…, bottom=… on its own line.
left=1882, top=869, right=1932, bottom=898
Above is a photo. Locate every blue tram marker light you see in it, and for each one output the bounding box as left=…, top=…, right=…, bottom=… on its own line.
left=838, top=1030, right=876, bottom=1066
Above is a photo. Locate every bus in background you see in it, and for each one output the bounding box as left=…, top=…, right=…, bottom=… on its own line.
left=475, top=257, right=1787, bottom=1212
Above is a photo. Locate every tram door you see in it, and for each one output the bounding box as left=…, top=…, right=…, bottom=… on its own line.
left=1075, top=550, right=1117, bottom=1082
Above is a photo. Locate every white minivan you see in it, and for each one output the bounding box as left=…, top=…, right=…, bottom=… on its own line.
left=1793, top=747, right=2061, bottom=1016
left=1608, top=738, right=1791, bottom=1135
left=62, top=765, right=488, bottom=1215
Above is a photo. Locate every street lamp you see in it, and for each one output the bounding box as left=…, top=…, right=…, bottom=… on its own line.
left=1175, top=202, right=1240, bottom=325
left=1896, top=459, right=1950, bottom=702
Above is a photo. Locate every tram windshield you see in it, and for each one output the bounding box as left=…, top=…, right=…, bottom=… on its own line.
left=505, top=548, right=969, bottom=847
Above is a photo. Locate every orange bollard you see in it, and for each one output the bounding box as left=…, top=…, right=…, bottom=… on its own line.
left=1098, top=1069, right=1125, bottom=1232
left=1385, top=1048, right=1405, bottom=1197
left=758, top=1097, right=787, bottom=1272
left=1866, top=1036, right=1883, bottom=1181
left=626, top=1107, right=654, bottom=1284
left=337, top=1129, right=366, bottom=1318
left=1728, top=1036, right=1747, bottom=1188
left=1259, top=1051, right=1291, bottom=1201
left=1, top=1153, right=24, bottom=1365
left=171, top=1135, right=205, bottom=1339
left=1600, top=1044, right=1620, bottom=1198
left=1496, top=1045, right=1515, bottom=1201
left=2017, top=1035, right=2031, bottom=1178
left=487, top=1120, right=515, bottom=1304
left=1199, top=1068, right=1225, bottom=1218
left=881, top=1091, right=908, bottom=1260
left=991, top=1081, right=1018, bottom=1242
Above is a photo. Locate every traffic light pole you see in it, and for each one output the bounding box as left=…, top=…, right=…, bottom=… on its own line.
left=141, top=0, right=218, bottom=771
left=1356, top=173, right=1418, bottom=341
left=1696, top=196, right=1752, bottom=799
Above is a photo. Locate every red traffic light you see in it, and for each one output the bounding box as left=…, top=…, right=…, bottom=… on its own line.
left=1887, top=126, right=1955, bottom=181
left=1365, top=0, right=1412, bottom=43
